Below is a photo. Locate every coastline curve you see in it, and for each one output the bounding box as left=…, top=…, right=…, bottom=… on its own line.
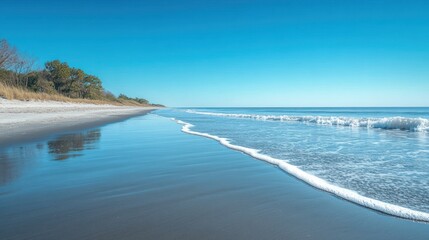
left=172, top=118, right=429, bottom=223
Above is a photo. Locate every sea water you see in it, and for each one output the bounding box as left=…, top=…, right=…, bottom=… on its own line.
left=156, top=107, right=429, bottom=222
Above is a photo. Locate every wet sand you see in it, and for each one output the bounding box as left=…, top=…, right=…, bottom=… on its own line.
left=0, top=99, right=156, bottom=146
left=0, top=114, right=428, bottom=239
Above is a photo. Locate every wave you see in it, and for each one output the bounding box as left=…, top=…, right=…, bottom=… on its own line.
left=171, top=117, right=429, bottom=222
left=185, top=110, right=429, bottom=132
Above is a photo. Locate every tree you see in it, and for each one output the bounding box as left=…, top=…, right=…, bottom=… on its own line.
left=118, top=93, right=149, bottom=105
left=134, top=97, right=149, bottom=104
left=45, top=60, right=71, bottom=93
left=1, top=39, right=159, bottom=106
left=0, top=39, right=34, bottom=87
left=44, top=61, right=105, bottom=99
left=67, top=68, right=85, bottom=98
left=118, top=93, right=129, bottom=100
left=103, top=90, right=117, bottom=101
left=83, top=75, right=103, bottom=99
left=0, top=39, right=18, bottom=70
left=27, top=71, right=56, bottom=94
left=12, top=57, right=34, bottom=87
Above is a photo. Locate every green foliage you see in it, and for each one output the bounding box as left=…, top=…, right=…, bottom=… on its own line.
left=150, top=103, right=165, bottom=107
left=83, top=75, right=103, bottom=99
left=118, top=94, right=128, bottom=99
left=27, top=71, right=56, bottom=94
left=0, top=68, right=11, bottom=84
left=45, top=60, right=71, bottom=93
left=0, top=39, right=162, bottom=106
left=103, top=91, right=117, bottom=101
left=118, top=93, right=149, bottom=105
left=44, top=60, right=106, bottom=99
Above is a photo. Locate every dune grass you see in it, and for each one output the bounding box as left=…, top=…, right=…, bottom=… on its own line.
left=0, top=82, right=148, bottom=106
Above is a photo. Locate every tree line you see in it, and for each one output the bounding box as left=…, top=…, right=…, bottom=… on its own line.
left=0, top=39, right=162, bottom=106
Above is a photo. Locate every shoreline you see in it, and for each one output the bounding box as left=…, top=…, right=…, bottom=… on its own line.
left=0, top=98, right=157, bottom=147
left=1, top=114, right=428, bottom=239
left=173, top=118, right=429, bottom=223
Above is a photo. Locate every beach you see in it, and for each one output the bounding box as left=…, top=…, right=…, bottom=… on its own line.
left=1, top=108, right=428, bottom=240
left=0, top=99, right=156, bottom=146
left=2, top=0, right=428, bottom=238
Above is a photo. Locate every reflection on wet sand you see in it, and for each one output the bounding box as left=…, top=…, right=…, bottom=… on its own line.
left=0, top=145, right=40, bottom=186
left=0, top=129, right=101, bottom=185
left=48, top=129, right=101, bottom=160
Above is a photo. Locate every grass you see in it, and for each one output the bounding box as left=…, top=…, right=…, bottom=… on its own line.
left=0, top=82, right=150, bottom=106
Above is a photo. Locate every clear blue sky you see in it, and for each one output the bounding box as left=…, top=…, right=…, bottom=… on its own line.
left=1, top=0, right=428, bottom=107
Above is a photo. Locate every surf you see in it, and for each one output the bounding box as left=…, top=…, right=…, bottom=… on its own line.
left=186, top=110, right=429, bottom=132
left=172, top=117, right=429, bottom=223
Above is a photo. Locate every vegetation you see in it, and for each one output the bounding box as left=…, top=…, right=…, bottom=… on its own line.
left=0, top=39, right=164, bottom=107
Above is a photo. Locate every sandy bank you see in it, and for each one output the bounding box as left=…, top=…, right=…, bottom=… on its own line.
left=0, top=98, right=157, bottom=146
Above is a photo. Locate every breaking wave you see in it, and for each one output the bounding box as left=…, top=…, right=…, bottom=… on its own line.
left=186, top=110, right=429, bottom=132
left=171, top=118, right=429, bottom=222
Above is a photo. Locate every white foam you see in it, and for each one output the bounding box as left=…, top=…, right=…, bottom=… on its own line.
left=172, top=118, right=429, bottom=222
left=186, top=110, right=429, bottom=132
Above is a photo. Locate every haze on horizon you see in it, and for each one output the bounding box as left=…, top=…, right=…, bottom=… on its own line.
left=1, top=0, right=428, bottom=107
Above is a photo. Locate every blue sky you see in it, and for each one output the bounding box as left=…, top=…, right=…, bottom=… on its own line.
left=1, top=0, right=429, bottom=107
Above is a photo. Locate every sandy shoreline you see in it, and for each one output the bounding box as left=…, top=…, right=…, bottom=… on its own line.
left=0, top=98, right=157, bottom=146
left=1, top=114, right=428, bottom=240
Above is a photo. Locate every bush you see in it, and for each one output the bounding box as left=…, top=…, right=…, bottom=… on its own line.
left=0, top=39, right=161, bottom=106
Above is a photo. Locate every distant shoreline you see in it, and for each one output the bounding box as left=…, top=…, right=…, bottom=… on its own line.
left=0, top=98, right=158, bottom=147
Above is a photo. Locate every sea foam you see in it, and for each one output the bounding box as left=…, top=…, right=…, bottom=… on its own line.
left=172, top=118, right=429, bottom=222
left=186, top=110, right=429, bottom=132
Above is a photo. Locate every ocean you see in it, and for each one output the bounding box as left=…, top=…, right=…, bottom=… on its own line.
left=157, top=107, right=429, bottom=222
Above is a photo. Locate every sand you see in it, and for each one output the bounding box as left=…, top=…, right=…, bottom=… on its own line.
left=0, top=98, right=156, bottom=146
